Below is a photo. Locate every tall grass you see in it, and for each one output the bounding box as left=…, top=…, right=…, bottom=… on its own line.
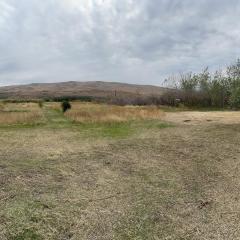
left=0, top=112, right=43, bottom=125
left=0, top=103, right=44, bottom=125
left=65, top=103, right=165, bottom=123
left=1, top=102, right=41, bottom=112
left=44, top=102, right=61, bottom=111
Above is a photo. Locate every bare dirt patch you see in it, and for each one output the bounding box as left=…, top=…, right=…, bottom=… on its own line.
left=164, top=111, right=240, bottom=125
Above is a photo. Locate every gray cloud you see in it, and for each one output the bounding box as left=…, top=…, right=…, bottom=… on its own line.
left=0, top=0, right=239, bottom=86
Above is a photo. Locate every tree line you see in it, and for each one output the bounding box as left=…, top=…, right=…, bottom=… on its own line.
left=164, top=59, right=240, bottom=108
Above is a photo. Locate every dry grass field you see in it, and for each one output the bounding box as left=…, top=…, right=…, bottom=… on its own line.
left=0, top=102, right=44, bottom=125
left=1, top=102, right=240, bottom=239
left=65, top=103, right=164, bottom=123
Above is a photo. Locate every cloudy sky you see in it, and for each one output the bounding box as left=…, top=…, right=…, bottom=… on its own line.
left=0, top=0, right=239, bottom=86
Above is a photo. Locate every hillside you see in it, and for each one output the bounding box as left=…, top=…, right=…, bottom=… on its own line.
left=0, top=81, right=168, bottom=100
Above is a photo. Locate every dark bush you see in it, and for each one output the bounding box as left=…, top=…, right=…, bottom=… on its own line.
left=61, top=100, right=71, bottom=112
left=38, top=101, right=43, bottom=108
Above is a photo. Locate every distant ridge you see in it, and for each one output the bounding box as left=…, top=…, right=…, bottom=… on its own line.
left=0, top=81, right=168, bottom=100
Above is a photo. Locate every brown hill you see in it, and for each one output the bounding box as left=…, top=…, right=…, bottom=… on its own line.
left=0, top=81, right=169, bottom=100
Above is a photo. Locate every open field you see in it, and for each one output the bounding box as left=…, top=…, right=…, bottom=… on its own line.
left=1, top=102, right=240, bottom=239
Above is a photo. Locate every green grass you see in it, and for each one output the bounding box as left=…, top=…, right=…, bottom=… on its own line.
left=10, top=229, right=42, bottom=240
left=42, top=108, right=73, bottom=128
left=0, top=122, right=45, bottom=129
left=76, top=122, right=135, bottom=138
left=73, top=120, right=173, bottom=139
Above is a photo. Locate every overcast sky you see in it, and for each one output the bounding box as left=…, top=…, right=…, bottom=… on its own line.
left=0, top=0, right=239, bottom=86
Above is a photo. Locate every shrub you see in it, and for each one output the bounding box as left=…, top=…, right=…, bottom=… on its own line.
left=61, top=100, right=71, bottom=112
left=38, top=101, right=43, bottom=108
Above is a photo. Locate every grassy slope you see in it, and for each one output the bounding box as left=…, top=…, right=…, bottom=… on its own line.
left=0, top=106, right=240, bottom=239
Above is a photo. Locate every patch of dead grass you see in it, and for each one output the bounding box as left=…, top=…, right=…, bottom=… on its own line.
left=44, top=102, right=61, bottom=111
left=0, top=112, right=43, bottom=125
left=65, top=103, right=165, bottom=123
left=0, top=103, right=44, bottom=125
left=1, top=102, right=40, bottom=112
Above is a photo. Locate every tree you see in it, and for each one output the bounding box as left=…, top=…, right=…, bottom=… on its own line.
left=179, top=72, right=198, bottom=91
left=230, top=84, right=240, bottom=108
left=227, top=59, right=240, bottom=80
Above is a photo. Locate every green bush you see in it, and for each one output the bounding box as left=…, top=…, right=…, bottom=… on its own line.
left=61, top=100, right=71, bottom=113
left=38, top=101, right=43, bottom=108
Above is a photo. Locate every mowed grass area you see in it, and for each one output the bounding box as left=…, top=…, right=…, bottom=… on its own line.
left=1, top=102, right=240, bottom=239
